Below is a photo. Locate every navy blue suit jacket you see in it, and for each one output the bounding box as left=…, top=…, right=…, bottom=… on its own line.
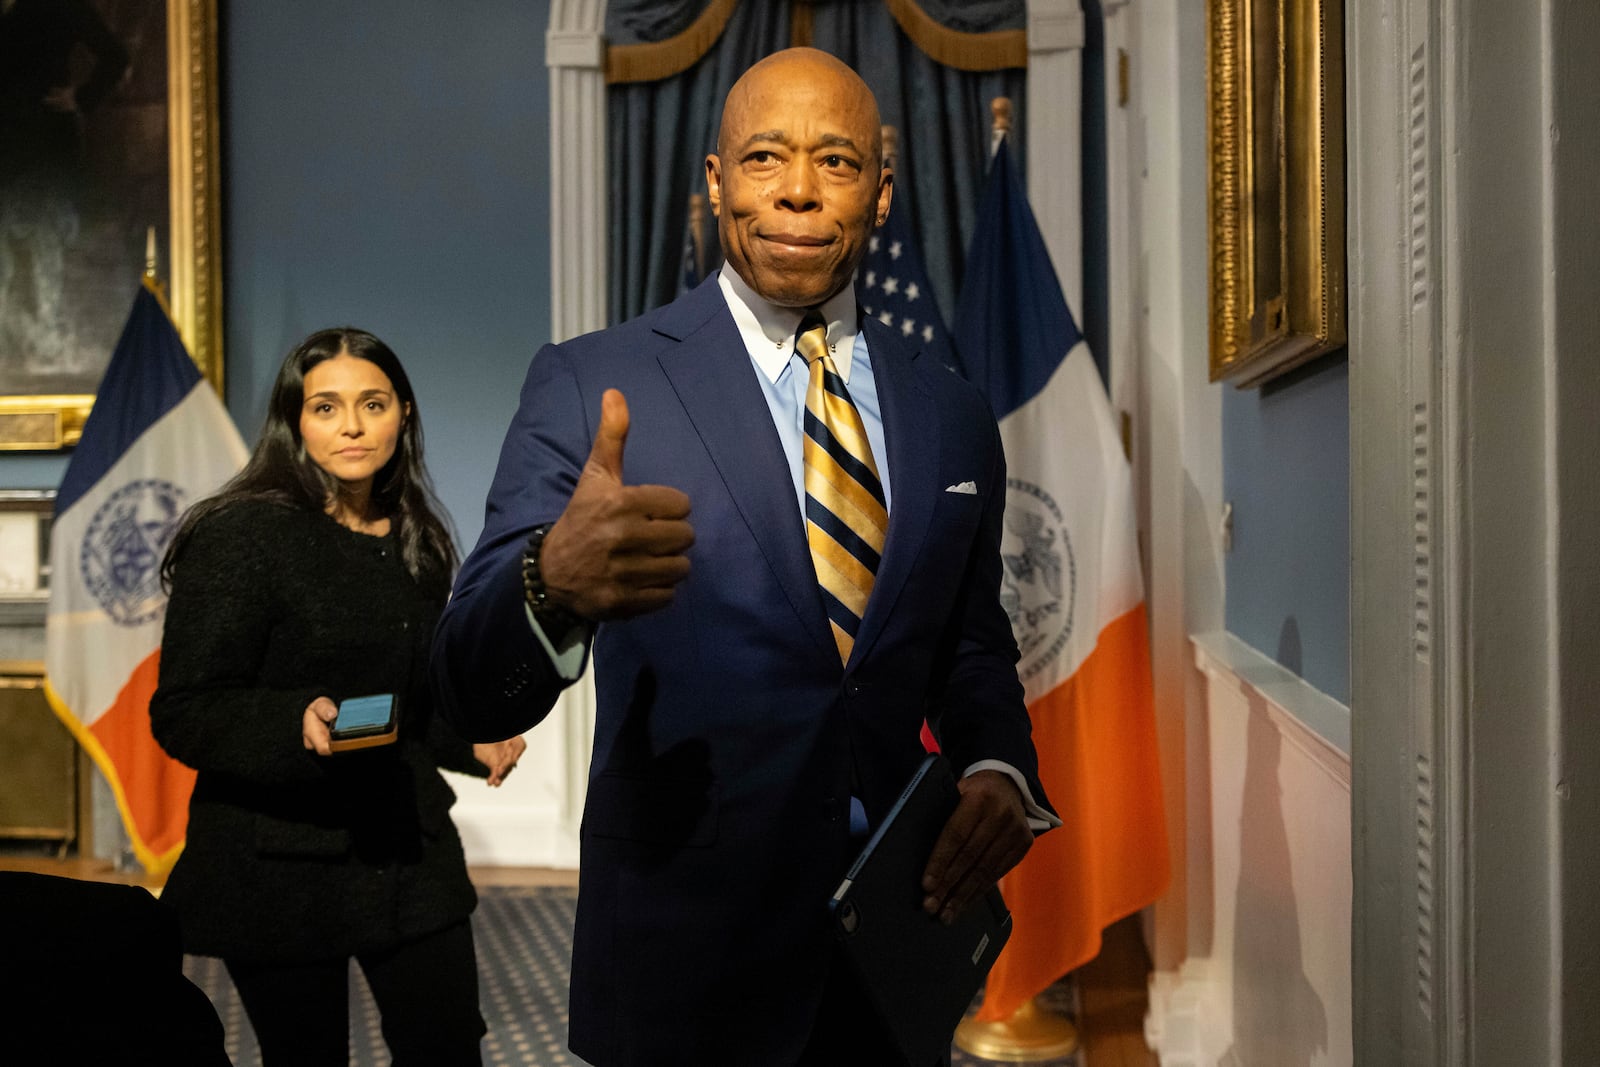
left=433, top=278, right=1050, bottom=1065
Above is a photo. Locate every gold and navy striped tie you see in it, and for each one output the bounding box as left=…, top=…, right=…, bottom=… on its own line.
left=797, top=313, right=888, bottom=663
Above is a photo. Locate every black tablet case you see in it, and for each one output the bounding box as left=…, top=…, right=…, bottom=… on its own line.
left=828, top=754, right=1013, bottom=1067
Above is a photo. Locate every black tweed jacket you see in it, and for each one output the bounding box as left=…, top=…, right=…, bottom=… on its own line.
left=151, top=499, right=486, bottom=962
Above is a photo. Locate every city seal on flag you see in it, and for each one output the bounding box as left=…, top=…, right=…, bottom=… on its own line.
left=80, top=478, right=188, bottom=627
left=1000, top=478, right=1075, bottom=682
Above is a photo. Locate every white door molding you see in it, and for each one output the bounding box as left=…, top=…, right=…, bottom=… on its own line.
left=1349, top=0, right=1600, bottom=1061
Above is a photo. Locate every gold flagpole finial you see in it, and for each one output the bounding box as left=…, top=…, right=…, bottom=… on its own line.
left=989, top=97, right=1014, bottom=159
left=991, top=97, right=1013, bottom=135
left=141, top=224, right=174, bottom=316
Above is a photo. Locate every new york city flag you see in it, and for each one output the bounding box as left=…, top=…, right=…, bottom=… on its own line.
left=45, top=280, right=247, bottom=875
left=955, top=137, right=1170, bottom=1021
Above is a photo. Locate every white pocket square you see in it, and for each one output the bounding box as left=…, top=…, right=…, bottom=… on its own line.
left=945, top=480, right=978, bottom=495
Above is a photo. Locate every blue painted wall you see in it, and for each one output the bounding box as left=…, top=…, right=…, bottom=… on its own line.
left=1222, top=353, right=1350, bottom=703
left=1, top=453, right=70, bottom=491
left=220, top=0, right=552, bottom=553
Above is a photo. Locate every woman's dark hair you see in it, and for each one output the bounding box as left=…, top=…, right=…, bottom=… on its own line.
left=162, top=327, right=458, bottom=588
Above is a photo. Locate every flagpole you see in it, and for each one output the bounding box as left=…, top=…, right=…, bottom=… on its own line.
left=143, top=224, right=173, bottom=316
left=951, top=95, right=1081, bottom=1065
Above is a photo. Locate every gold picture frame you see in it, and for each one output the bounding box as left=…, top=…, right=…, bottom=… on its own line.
left=1206, top=0, right=1346, bottom=387
left=0, top=0, right=223, bottom=450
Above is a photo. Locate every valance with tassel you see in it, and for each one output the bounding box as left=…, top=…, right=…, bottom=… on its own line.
left=604, top=0, right=1027, bottom=83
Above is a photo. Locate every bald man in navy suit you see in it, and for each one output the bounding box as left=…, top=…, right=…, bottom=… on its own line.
left=434, top=47, right=1058, bottom=1066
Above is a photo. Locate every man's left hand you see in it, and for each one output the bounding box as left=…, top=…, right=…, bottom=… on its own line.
left=920, top=769, right=1033, bottom=925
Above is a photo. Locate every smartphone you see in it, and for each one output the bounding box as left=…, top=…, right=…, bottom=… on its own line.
left=327, top=693, right=398, bottom=752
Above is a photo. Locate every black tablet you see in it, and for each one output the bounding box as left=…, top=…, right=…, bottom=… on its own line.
left=828, top=754, right=1012, bottom=1067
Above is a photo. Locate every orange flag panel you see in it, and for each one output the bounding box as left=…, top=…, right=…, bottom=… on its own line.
left=84, top=650, right=193, bottom=873
left=977, top=605, right=1170, bottom=1021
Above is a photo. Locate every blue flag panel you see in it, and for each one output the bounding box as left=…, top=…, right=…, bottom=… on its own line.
left=56, top=285, right=202, bottom=514
left=952, top=136, right=1083, bottom=421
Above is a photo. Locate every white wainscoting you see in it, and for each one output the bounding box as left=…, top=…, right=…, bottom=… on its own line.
left=1145, top=633, right=1351, bottom=1067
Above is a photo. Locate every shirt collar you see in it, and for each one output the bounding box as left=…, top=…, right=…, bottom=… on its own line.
left=718, top=266, right=861, bottom=384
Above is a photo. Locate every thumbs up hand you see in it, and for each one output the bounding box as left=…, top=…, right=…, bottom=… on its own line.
left=538, top=389, right=694, bottom=621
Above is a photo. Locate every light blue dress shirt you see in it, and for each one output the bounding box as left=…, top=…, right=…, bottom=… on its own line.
left=717, top=267, right=891, bottom=520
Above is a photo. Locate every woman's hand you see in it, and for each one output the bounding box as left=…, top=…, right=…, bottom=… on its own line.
left=473, top=736, right=527, bottom=787
left=302, top=697, right=339, bottom=756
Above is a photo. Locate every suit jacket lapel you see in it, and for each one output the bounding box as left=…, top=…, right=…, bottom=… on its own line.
left=851, top=317, right=937, bottom=668
left=652, top=284, right=837, bottom=664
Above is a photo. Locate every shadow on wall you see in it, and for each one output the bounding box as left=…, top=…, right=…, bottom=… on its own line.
left=1220, top=617, right=1328, bottom=1066
left=1277, top=615, right=1303, bottom=676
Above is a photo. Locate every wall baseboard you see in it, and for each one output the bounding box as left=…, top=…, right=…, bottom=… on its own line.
left=450, top=803, right=580, bottom=870
left=1145, top=958, right=1228, bottom=1067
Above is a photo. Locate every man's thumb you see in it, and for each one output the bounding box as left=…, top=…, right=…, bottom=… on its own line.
left=587, top=388, right=629, bottom=481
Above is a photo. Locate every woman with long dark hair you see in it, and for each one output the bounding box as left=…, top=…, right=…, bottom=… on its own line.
left=152, top=327, right=523, bottom=1065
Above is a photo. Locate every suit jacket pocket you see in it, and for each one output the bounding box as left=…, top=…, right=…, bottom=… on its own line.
left=584, top=770, right=718, bottom=849
left=254, top=811, right=352, bottom=859
left=931, top=489, right=984, bottom=529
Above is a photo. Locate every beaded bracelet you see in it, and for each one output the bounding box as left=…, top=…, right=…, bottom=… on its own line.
left=522, top=522, right=582, bottom=636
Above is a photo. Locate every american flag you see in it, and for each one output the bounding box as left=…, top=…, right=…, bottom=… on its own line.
left=856, top=207, right=961, bottom=374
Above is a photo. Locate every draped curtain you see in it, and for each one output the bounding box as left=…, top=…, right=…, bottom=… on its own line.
left=605, top=0, right=1027, bottom=325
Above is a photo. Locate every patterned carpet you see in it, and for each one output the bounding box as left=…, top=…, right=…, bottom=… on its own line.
left=184, top=885, right=1081, bottom=1066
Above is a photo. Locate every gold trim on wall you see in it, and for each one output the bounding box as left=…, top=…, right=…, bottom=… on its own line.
left=167, top=0, right=225, bottom=398
left=0, top=397, right=93, bottom=452
left=0, top=0, right=223, bottom=451
left=1206, top=0, right=1346, bottom=387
